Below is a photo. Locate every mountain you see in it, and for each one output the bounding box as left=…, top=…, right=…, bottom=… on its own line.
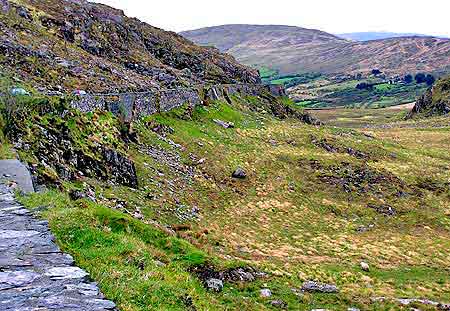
left=337, top=32, right=431, bottom=41
left=0, top=1, right=260, bottom=93
left=181, top=25, right=450, bottom=77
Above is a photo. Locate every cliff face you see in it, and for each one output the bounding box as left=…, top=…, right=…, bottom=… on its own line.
left=0, top=0, right=260, bottom=93
left=410, top=77, right=450, bottom=117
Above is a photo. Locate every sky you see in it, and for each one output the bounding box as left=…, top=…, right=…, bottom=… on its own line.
left=94, top=0, right=450, bottom=37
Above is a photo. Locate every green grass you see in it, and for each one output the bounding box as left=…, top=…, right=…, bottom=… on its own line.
left=13, top=94, right=450, bottom=310
left=291, top=79, right=427, bottom=109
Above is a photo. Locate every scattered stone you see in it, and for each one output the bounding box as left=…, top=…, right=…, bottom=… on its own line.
left=154, top=260, right=166, bottom=267
left=360, top=261, right=370, bottom=272
left=260, top=288, right=272, bottom=297
left=367, top=203, right=396, bottom=216
left=69, top=189, right=86, bottom=201
left=270, top=300, right=287, bottom=308
left=213, top=119, right=235, bottom=129
left=232, top=167, right=247, bottom=179
left=301, top=281, right=338, bottom=293
left=206, top=278, right=223, bottom=292
left=373, top=297, right=450, bottom=310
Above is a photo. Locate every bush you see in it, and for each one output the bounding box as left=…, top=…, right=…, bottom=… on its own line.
left=404, top=74, right=413, bottom=84
left=415, top=73, right=426, bottom=84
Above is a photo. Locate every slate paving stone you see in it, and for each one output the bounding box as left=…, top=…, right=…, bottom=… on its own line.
left=0, top=183, right=117, bottom=310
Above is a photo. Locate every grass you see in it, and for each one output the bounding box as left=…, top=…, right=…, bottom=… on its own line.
left=290, top=78, right=427, bottom=109
left=15, top=95, right=450, bottom=310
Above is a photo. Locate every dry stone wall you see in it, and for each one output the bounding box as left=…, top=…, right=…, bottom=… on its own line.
left=71, top=84, right=285, bottom=120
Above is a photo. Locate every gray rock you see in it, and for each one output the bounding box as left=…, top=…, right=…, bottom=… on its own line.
left=232, top=167, right=247, bottom=179
left=0, top=271, right=40, bottom=289
left=45, top=267, right=89, bottom=280
left=271, top=300, right=287, bottom=308
left=301, top=281, right=338, bottom=293
left=360, top=261, right=369, bottom=272
left=260, top=288, right=272, bottom=297
left=0, top=160, right=34, bottom=193
left=206, top=278, right=223, bottom=292
left=0, top=230, right=40, bottom=239
left=213, top=119, right=235, bottom=129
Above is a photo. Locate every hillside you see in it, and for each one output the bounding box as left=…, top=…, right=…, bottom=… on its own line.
left=409, top=76, right=450, bottom=117
left=1, top=84, right=450, bottom=310
left=0, top=1, right=260, bottom=93
left=181, top=25, right=450, bottom=77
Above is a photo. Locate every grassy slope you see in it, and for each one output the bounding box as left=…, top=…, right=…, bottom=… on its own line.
left=13, top=96, right=450, bottom=310
left=289, top=78, right=428, bottom=109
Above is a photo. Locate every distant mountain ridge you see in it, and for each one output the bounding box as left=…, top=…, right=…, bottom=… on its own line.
left=181, top=25, right=450, bottom=77
left=337, top=32, right=437, bottom=41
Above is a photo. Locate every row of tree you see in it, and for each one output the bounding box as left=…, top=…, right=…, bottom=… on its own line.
left=404, top=73, right=435, bottom=86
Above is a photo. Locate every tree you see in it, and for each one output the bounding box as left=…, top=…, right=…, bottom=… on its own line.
left=415, top=73, right=426, bottom=84
left=356, top=82, right=374, bottom=91
left=371, top=69, right=382, bottom=76
left=425, top=74, right=436, bottom=86
left=404, top=74, right=413, bottom=84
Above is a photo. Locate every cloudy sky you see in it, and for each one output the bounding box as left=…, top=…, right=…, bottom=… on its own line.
left=95, top=0, right=450, bottom=37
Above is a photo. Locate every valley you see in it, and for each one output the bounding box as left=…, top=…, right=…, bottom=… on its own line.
left=181, top=25, right=450, bottom=109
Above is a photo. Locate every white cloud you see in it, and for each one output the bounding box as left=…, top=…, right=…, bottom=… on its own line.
left=94, top=0, right=450, bottom=37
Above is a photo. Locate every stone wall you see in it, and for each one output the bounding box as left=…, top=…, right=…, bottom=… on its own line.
left=70, top=83, right=285, bottom=120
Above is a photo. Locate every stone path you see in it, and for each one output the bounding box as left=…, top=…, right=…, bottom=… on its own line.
left=0, top=181, right=117, bottom=310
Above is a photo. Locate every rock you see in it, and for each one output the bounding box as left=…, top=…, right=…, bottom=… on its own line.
left=367, top=203, right=396, bottom=216
left=260, top=288, right=272, bottom=297
left=154, top=260, right=166, bottom=267
left=232, top=167, right=247, bottom=179
left=16, top=6, right=32, bottom=20
left=69, top=190, right=86, bottom=201
left=213, top=119, right=235, bottom=129
left=301, top=281, right=338, bottom=293
left=44, top=267, right=89, bottom=280
left=206, top=278, right=223, bottom=292
left=360, top=261, right=370, bottom=272
left=1, top=0, right=10, bottom=13
left=10, top=87, right=29, bottom=96
left=348, top=308, right=360, bottom=311
left=270, top=300, right=287, bottom=308
left=0, top=271, right=40, bottom=289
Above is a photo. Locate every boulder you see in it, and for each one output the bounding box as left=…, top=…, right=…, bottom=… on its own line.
left=271, top=300, right=287, bottom=308
left=360, top=261, right=370, bottom=272
left=301, top=281, right=338, bottom=293
left=232, top=167, right=246, bottom=179
left=260, top=288, right=272, bottom=297
left=213, top=119, right=235, bottom=129
left=206, top=278, right=223, bottom=292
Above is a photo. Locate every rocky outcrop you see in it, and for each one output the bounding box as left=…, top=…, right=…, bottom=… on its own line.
left=409, top=77, right=450, bottom=117
left=7, top=103, right=138, bottom=188
left=0, top=0, right=260, bottom=93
